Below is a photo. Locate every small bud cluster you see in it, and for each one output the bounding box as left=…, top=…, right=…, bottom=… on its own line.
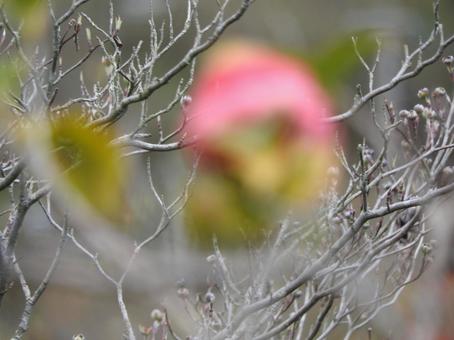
left=138, top=308, right=166, bottom=338
left=397, top=84, right=452, bottom=150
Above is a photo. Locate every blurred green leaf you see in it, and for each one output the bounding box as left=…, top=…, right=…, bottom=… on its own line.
left=185, top=172, right=277, bottom=249
left=0, top=57, right=21, bottom=95
left=50, top=115, right=125, bottom=222
left=8, top=0, right=42, bottom=13
left=6, top=0, right=47, bottom=40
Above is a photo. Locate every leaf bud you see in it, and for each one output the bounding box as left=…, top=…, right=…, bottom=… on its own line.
left=442, top=55, right=454, bottom=74
left=85, top=28, right=92, bottom=45
left=115, top=16, right=123, bottom=31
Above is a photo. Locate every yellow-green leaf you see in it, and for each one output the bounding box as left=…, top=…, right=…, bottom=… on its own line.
left=49, top=115, right=125, bottom=222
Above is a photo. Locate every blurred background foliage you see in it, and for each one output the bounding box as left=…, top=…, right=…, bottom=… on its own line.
left=1, top=0, right=454, bottom=338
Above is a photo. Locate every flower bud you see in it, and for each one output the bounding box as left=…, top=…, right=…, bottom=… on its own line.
left=413, top=104, right=425, bottom=114
left=343, top=208, right=355, bottom=220
left=362, top=145, right=375, bottom=163
left=101, top=56, right=114, bottom=75
left=432, top=87, right=447, bottom=98
left=417, top=88, right=430, bottom=99
left=180, top=95, right=192, bottom=109
left=421, top=243, right=432, bottom=255
left=442, top=55, right=454, bottom=66
left=424, top=107, right=437, bottom=119
left=385, top=100, right=396, bottom=123
left=204, top=291, right=215, bottom=303
left=407, top=110, right=418, bottom=121
left=399, top=110, right=410, bottom=119
left=150, top=309, right=164, bottom=322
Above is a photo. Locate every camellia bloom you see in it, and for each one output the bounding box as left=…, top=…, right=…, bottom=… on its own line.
left=184, top=41, right=336, bottom=248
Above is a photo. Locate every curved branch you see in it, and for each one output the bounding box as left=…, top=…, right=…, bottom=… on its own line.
left=89, top=0, right=253, bottom=128
left=327, top=31, right=454, bottom=123
left=0, top=160, right=25, bottom=192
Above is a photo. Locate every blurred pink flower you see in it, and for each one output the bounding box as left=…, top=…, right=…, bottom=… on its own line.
left=183, top=41, right=337, bottom=248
